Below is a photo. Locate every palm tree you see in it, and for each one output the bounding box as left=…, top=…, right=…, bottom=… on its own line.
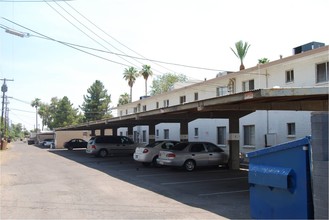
left=31, top=98, right=41, bottom=132
left=117, top=93, right=130, bottom=106
left=140, top=65, right=153, bottom=96
left=123, top=67, right=139, bottom=102
left=230, top=40, right=251, bottom=70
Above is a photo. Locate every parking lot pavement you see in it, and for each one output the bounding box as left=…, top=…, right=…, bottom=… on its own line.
left=1, top=142, right=250, bottom=219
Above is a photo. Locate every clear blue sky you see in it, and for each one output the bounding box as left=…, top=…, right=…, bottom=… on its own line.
left=1, top=0, right=328, bottom=131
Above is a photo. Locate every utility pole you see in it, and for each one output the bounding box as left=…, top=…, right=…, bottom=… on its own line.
left=1, top=78, right=14, bottom=150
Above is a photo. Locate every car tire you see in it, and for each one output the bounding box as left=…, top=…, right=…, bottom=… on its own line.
left=184, top=160, right=196, bottom=172
left=98, top=149, right=108, bottom=158
left=68, top=146, right=73, bottom=150
left=152, top=156, right=160, bottom=167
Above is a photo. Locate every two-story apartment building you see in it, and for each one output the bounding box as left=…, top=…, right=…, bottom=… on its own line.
left=116, top=42, right=329, bottom=155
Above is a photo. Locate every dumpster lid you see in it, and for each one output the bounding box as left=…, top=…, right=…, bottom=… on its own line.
left=246, top=136, right=311, bottom=158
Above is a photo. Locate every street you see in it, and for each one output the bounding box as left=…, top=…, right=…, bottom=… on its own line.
left=1, top=142, right=250, bottom=219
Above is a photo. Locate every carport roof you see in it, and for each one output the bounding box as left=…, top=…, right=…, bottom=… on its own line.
left=55, top=87, right=328, bottom=131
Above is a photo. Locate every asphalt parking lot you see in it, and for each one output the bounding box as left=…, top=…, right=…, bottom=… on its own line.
left=1, top=143, right=250, bottom=219
left=50, top=147, right=251, bottom=219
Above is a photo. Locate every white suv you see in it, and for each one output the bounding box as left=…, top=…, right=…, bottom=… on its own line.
left=86, top=135, right=142, bottom=158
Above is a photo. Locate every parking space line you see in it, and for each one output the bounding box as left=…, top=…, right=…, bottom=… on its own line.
left=199, top=190, right=249, bottom=196
left=161, top=176, right=247, bottom=185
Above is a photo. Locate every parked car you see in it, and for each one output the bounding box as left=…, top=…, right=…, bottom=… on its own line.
left=86, top=135, right=144, bottom=158
left=133, top=140, right=180, bottom=166
left=64, top=138, right=88, bottom=150
left=157, top=142, right=229, bottom=171
left=43, top=139, right=54, bottom=148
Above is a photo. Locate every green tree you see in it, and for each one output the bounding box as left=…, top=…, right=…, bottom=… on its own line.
left=230, top=40, right=251, bottom=70
left=31, top=98, right=41, bottom=132
left=150, top=73, right=188, bottom=95
left=140, top=65, right=153, bottom=96
left=123, top=67, right=139, bottom=102
left=117, top=93, right=130, bottom=106
left=80, top=80, right=112, bottom=121
left=38, top=102, right=51, bottom=130
left=258, top=58, right=270, bottom=64
left=50, top=96, right=80, bottom=129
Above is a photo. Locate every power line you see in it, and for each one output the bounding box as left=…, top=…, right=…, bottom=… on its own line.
left=43, top=0, right=142, bottom=70
left=1, top=18, right=225, bottom=73
left=62, top=0, right=178, bottom=74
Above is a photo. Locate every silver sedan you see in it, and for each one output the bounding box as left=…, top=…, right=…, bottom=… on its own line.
left=134, top=140, right=180, bottom=166
left=157, top=142, right=229, bottom=171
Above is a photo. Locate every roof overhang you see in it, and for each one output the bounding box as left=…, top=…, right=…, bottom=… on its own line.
left=55, top=87, right=328, bottom=131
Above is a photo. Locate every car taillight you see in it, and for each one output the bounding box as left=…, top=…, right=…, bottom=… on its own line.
left=91, top=145, right=96, bottom=149
left=143, top=149, right=149, bottom=154
left=166, top=153, right=176, bottom=158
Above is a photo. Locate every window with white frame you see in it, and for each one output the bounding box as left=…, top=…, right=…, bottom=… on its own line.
left=120, top=110, right=123, bottom=116
left=217, top=126, right=226, bottom=145
left=156, top=102, right=159, bottom=109
left=244, top=125, right=255, bottom=146
left=156, top=129, right=159, bottom=137
left=242, top=80, right=255, bottom=91
left=163, top=99, right=169, bottom=107
left=194, top=128, right=199, bottom=137
left=142, top=105, right=147, bottom=112
left=316, top=62, right=329, bottom=83
left=164, top=129, right=169, bottom=139
left=125, top=109, right=128, bottom=115
left=133, top=107, right=137, bottom=113
left=194, top=92, right=199, bottom=101
left=287, top=123, right=296, bottom=136
left=286, top=69, right=294, bottom=83
left=216, top=86, right=228, bottom=96
left=180, top=96, right=186, bottom=104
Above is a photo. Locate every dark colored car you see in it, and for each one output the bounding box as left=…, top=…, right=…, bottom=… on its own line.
left=64, top=138, right=88, bottom=150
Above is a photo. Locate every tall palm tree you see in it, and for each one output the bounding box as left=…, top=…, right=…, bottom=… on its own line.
left=230, top=40, right=251, bottom=70
left=31, top=98, right=41, bottom=132
left=139, top=65, right=153, bottom=96
left=123, top=67, right=139, bottom=102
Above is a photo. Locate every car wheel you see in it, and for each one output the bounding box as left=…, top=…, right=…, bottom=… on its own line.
left=68, top=146, right=73, bottom=150
left=152, top=156, right=160, bottom=167
left=98, top=149, right=108, bottom=158
left=184, top=160, right=196, bottom=171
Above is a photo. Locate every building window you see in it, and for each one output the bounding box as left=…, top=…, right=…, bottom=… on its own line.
left=194, top=128, right=199, bottom=137
left=180, top=96, right=186, bottom=104
left=156, top=129, right=159, bottom=137
left=216, top=86, right=228, bottom=96
left=316, top=62, right=329, bottom=83
left=242, top=80, right=255, bottom=92
left=137, top=104, right=141, bottom=112
left=120, top=110, right=123, bottom=116
left=156, top=102, right=159, bottom=109
left=244, top=125, right=255, bottom=146
left=163, top=99, right=169, bottom=107
left=286, top=69, right=294, bottom=83
left=194, top=92, right=198, bottom=101
left=287, top=123, right=296, bottom=136
left=125, top=109, right=128, bottom=115
left=217, top=126, right=226, bottom=145
left=164, top=129, right=169, bottom=139
left=133, top=107, right=137, bottom=113
left=142, top=130, right=147, bottom=142
left=142, top=105, right=147, bottom=112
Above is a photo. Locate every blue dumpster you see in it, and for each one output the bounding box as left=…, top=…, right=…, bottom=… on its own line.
left=246, top=136, right=314, bottom=219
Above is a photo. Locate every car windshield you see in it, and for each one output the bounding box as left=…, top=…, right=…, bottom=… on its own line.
left=170, top=142, right=188, bottom=151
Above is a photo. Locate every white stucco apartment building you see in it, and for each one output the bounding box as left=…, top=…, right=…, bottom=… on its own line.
left=116, top=42, right=329, bottom=155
